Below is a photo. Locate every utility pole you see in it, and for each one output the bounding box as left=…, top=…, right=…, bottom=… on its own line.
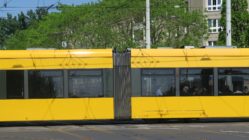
left=146, top=0, right=151, bottom=49
left=226, top=0, right=232, bottom=47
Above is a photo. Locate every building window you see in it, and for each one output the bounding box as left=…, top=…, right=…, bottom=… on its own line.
left=68, top=70, right=103, bottom=97
left=218, top=68, right=249, bottom=95
left=208, top=41, right=216, bottom=46
left=28, top=70, right=64, bottom=98
left=207, top=0, right=222, bottom=11
left=141, top=69, right=175, bottom=96
left=180, top=69, right=214, bottom=96
left=208, top=19, right=220, bottom=33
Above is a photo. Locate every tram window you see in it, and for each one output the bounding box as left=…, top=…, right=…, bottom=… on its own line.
left=68, top=70, right=103, bottom=97
left=180, top=69, right=214, bottom=96
left=141, top=69, right=175, bottom=96
left=0, top=70, right=24, bottom=99
left=103, top=69, right=113, bottom=97
left=131, top=69, right=142, bottom=96
left=29, top=70, right=63, bottom=98
left=0, top=71, right=6, bottom=99
left=218, top=68, right=249, bottom=95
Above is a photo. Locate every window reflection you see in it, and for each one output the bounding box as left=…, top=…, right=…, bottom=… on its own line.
left=28, top=70, right=63, bottom=98
left=141, top=69, right=175, bottom=96
left=69, top=70, right=103, bottom=97
left=180, top=69, right=214, bottom=96
left=218, top=68, right=249, bottom=95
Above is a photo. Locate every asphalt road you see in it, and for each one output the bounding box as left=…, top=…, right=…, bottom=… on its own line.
left=0, top=121, right=249, bottom=140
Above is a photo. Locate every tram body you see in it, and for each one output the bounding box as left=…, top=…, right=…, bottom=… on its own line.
left=131, top=49, right=249, bottom=119
left=0, top=48, right=249, bottom=122
left=0, top=49, right=114, bottom=121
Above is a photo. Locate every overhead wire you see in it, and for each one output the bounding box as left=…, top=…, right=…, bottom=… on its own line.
left=2, top=0, right=13, bottom=7
left=0, top=0, right=208, bottom=17
left=0, top=6, right=204, bottom=9
left=37, top=0, right=40, bottom=7
left=0, top=0, right=64, bottom=17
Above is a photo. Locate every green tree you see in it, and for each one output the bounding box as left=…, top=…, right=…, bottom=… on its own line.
left=5, top=0, right=208, bottom=50
left=150, top=0, right=207, bottom=48
left=218, top=0, right=249, bottom=47
left=0, top=8, right=48, bottom=49
left=0, top=14, right=19, bottom=49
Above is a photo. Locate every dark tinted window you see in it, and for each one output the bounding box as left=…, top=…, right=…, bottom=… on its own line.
left=102, top=69, right=113, bottom=97
left=219, top=68, right=249, bottom=75
left=141, top=69, right=175, bottom=96
left=131, top=69, right=142, bottom=96
left=180, top=69, right=214, bottom=96
left=0, top=71, right=24, bottom=99
left=218, top=68, right=249, bottom=95
left=142, top=69, right=174, bottom=75
left=29, top=70, right=63, bottom=98
left=7, top=71, right=24, bottom=99
left=69, top=70, right=103, bottom=97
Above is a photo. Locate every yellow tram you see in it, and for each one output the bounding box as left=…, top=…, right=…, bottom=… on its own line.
left=0, top=48, right=249, bottom=122
left=0, top=49, right=114, bottom=121
left=131, top=48, right=249, bottom=119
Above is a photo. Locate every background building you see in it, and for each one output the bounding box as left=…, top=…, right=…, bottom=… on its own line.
left=188, top=0, right=249, bottom=46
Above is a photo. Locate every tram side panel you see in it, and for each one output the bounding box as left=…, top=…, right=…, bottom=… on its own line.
left=0, top=49, right=115, bottom=122
left=131, top=49, right=249, bottom=119
left=131, top=96, right=249, bottom=119
left=0, top=98, right=114, bottom=121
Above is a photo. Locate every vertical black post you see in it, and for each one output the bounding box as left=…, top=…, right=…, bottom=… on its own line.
left=214, top=68, right=218, bottom=96
left=63, top=70, right=69, bottom=98
left=113, top=50, right=131, bottom=120
left=176, top=68, right=180, bottom=96
left=24, top=70, right=29, bottom=99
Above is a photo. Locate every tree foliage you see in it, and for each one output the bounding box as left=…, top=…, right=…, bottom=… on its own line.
left=0, top=8, right=48, bottom=49
left=4, top=0, right=208, bottom=50
left=218, top=0, right=249, bottom=47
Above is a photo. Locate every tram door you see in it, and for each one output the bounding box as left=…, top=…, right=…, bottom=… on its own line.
left=113, top=51, right=131, bottom=120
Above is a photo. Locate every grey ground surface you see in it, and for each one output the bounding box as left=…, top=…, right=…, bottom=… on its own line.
left=0, top=120, right=249, bottom=140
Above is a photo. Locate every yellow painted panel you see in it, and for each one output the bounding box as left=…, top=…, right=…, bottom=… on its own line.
left=131, top=57, right=249, bottom=68
left=0, top=49, right=113, bottom=70
left=0, top=58, right=112, bottom=70
left=131, top=48, right=249, bottom=57
left=0, top=98, right=114, bottom=122
left=0, top=49, right=112, bottom=58
left=132, top=97, right=249, bottom=119
left=131, top=48, right=249, bottom=68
